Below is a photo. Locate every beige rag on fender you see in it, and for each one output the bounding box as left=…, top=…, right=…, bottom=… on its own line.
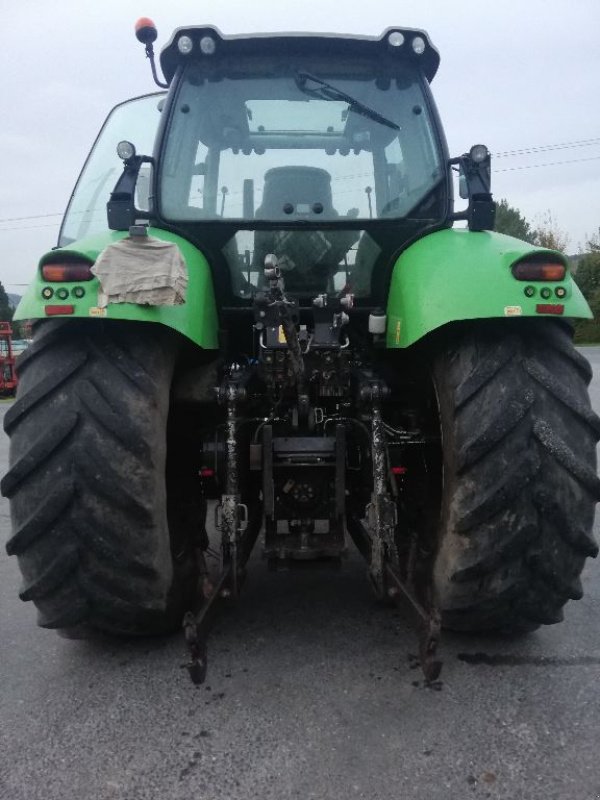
left=91, top=236, right=188, bottom=307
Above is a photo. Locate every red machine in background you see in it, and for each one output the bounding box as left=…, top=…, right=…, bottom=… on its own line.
left=0, top=322, right=17, bottom=396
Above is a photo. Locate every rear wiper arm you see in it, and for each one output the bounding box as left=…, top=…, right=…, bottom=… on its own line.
left=295, top=71, right=400, bottom=131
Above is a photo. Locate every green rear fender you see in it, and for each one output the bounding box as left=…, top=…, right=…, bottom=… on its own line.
left=386, top=229, right=591, bottom=348
left=15, top=228, right=219, bottom=349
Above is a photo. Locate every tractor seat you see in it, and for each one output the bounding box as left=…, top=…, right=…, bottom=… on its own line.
left=256, top=167, right=336, bottom=220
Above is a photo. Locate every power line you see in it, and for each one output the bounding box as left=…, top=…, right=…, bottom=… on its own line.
left=0, top=212, right=62, bottom=223
left=495, top=154, right=600, bottom=172
left=0, top=222, right=63, bottom=233
left=494, top=136, right=600, bottom=158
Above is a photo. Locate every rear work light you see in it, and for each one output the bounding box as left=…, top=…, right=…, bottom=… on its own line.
left=512, top=261, right=566, bottom=282
left=42, top=262, right=94, bottom=282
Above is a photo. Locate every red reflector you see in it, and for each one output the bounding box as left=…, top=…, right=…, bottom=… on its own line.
left=45, top=305, right=75, bottom=316
left=512, top=262, right=566, bottom=282
left=200, top=468, right=215, bottom=478
left=392, top=466, right=408, bottom=475
left=42, top=263, right=94, bottom=282
left=536, top=304, right=564, bottom=315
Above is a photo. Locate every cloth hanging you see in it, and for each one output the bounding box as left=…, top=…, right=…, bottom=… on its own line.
left=91, top=236, right=188, bottom=307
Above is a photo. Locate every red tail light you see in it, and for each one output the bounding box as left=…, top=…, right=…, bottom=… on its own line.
left=536, top=304, right=564, bottom=315
left=42, top=262, right=94, bottom=282
left=44, top=305, right=75, bottom=316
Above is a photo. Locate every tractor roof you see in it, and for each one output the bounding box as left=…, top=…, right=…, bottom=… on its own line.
left=159, top=27, right=440, bottom=84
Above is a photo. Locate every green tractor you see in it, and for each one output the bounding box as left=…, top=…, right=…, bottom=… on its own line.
left=4, top=19, right=599, bottom=682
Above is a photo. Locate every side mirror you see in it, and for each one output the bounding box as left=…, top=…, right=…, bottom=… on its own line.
left=107, top=141, right=154, bottom=231
left=464, top=144, right=492, bottom=195
left=450, top=144, right=495, bottom=232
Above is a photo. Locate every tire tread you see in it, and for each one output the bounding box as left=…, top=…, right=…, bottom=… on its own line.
left=434, top=320, right=599, bottom=633
left=2, top=320, right=190, bottom=635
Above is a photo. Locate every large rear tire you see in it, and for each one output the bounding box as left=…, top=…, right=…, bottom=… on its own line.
left=2, top=320, right=196, bottom=635
left=432, top=320, right=600, bottom=633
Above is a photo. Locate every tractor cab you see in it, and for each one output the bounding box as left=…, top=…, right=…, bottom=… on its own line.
left=61, top=25, right=462, bottom=307
left=156, top=29, right=449, bottom=303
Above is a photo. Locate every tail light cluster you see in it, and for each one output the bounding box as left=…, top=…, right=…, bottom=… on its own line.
left=41, top=260, right=94, bottom=316
left=511, top=256, right=569, bottom=315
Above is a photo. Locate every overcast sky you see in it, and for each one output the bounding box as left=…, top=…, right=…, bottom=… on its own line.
left=1, top=0, right=599, bottom=292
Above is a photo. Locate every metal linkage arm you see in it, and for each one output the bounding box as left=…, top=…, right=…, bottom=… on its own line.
left=348, top=376, right=443, bottom=684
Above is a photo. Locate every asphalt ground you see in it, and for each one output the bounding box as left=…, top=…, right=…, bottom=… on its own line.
left=1, top=349, right=600, bottom=800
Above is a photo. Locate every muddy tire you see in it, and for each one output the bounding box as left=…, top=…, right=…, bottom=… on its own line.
left=432, top=320, right=600, bottom=633
left=1, top=320, right=196, bottom=635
